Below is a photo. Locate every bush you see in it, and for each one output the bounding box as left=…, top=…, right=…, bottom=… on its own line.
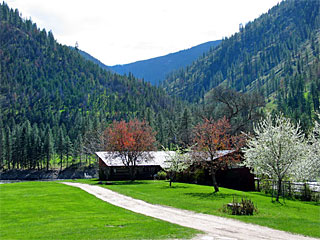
left=155, top=170, right=167, bottom=180
left=222, top=197, right=257, bottom=215
left=260, top=180, right=273, bottom=194
left=193, top=169, right=205, bottom=183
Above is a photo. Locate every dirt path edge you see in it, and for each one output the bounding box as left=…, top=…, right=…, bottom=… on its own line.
left=61, top=182, right=317, bottom=240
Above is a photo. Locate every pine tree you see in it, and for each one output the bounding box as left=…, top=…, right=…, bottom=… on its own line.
left=178, top=108, right=193, bottom=148
left=64, top=135, right=73, bottom=167
left=44, top=126, right=54, bottom=171
left=4, top=126, right=12, bottom=169
left=0, top=127, right=5, bottom=169
left=57, top=128, right=65, bottom=170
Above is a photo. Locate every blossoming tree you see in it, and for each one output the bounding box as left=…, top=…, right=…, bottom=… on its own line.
left=292, top=114, right=320, bottom=181
left=192, top=117, right=245, bottom=192
left=242, top=113, right=309, bottom=201
left=104, top=119, right=156, bottom=180
left=164, top=147, right=191, bottom=187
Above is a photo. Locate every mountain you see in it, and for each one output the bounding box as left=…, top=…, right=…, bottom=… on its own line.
left=162, top=0, right=320, bottom=129
left=0, top=3, right=187, bottom=170
left=77, top=48, right=111, bottom=72
left=108, top=40, right=221, bottom=85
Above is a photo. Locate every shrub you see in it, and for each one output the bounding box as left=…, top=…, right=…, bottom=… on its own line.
left=193, top=169, right=205, bottom=183
left=222, top=197, right=257, bottom=215
left=155, top=170, right=167, bottom=180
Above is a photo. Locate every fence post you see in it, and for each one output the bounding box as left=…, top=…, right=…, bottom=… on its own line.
left=288, top=181, right=292, bottom=198
left=255, top=178, right=260, bottom=192
left=304, top=182, right=307, bottom=201
left=271, top=180, right=274, bottom=202
left=282, top=181, right=285, bottom=203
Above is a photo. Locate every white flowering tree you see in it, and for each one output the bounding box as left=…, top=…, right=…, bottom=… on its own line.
left=290, top=114, right=320, bottom=181
left=242, top=113, right=309, bottom=201
left=311, top=114, right=320, bottom=177
left=164, top=147, right=191, bottom=187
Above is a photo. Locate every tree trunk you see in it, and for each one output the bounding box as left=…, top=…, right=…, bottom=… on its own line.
left=211, top=169, right=219, bottom=192
left=276, top=178, right=282, bottom=202
left=46, top=156, right=49, bottom=171
left=60, top=153, right=63, bottom=171
left=169, top=178, right=172, bottom=187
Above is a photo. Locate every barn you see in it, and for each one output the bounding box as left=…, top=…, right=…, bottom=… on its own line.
left=96, top=150, right=254, bottom=191
left=96, top=151, right=174, bottom=180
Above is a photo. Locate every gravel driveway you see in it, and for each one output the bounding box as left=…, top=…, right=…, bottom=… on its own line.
left=62, top=182, right=317, bottom=240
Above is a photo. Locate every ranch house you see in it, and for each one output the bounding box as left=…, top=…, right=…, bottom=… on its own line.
left=96, top=150, right=254, bottom=191
left=96, top=151, right=173, bottom=181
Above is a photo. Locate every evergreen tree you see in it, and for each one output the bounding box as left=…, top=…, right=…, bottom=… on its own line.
left=64, top=135, right=73, bottom=167
left=44, top=126, right=54, bottom=170
left=57, top=128, right=65, bottom=170
left=0, top=127, right=5, bottom=169
left=178, top=108, right=193, bottom=148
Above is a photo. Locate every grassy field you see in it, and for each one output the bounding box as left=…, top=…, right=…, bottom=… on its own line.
left=76, top=179, right=320, bottom=238
left=0, top=182, right=199, bottom=240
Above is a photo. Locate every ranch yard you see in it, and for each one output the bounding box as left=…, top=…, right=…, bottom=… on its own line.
left=0, top=180, right=319, bottom=239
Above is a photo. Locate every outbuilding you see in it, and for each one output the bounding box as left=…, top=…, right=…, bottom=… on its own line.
left=96, top=151, right=173, bottom=180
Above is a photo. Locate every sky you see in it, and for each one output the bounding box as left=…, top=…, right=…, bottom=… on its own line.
left=6, top=0, right=280, bottom=66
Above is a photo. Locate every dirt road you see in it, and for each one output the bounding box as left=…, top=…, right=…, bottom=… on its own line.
left=62, top=182, right=317, bottom=240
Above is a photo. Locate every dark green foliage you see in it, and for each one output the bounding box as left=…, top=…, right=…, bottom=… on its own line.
left=177, top=108, right=193, bottom=148
left=162, top=0, right=320, bottom=129
left=109, top=40, right=221, bottom=85
left=0, top=2, right=185, bottom=170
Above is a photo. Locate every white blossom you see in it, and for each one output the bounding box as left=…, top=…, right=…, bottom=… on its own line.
left=164, top=148, right=190, bottom=173
left=242, top=113, right=309, bottom=182
left=292, top=114, right=320, bottom=181
left=164, top=147, right=191, bottom=186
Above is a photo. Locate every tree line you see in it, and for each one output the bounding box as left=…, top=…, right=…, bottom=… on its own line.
left=162, top=0, right=320, bottom=130
left=0, top=2, right=185, bottom=170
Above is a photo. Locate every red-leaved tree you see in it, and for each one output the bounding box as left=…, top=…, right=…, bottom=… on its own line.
left=192, top=117, right=245, bottom=192
left=104, top=119, right=156, bottom=180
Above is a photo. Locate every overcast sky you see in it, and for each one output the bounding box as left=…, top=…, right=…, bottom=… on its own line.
left=6, top=0, right=280, bottom=65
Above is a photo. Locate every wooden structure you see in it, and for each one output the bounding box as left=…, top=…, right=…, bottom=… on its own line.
left=96, top=151, right=173, bottom=180
left=96, top=150, right=254, bottom=190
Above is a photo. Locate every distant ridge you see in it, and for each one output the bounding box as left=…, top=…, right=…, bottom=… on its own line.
left=109, top=40, right=221, bottom=85
left=77, top=49, right=111, bottom=72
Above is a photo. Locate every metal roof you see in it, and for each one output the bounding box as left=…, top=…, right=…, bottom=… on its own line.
left=95, top=151, right=175, bottom=168
left=96, top=150, right=235, bottom=168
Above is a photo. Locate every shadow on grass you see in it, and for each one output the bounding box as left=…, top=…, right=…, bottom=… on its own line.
left=96, top=180, right=154, bottom=186
left=160, top=185, right=190, bottom=189
left=184, top=192, right=242, bottom=200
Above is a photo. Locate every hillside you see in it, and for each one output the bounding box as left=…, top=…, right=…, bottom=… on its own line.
left=162, top=0, right=320, bottom=128
left=109, top=40, right=221, bottom=85
left=0, top=3, right=185, bottom=170
left=77, top=48, right=111, bottom=72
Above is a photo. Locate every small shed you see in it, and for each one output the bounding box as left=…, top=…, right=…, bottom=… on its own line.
left=96, top=151, right=174, bottom=180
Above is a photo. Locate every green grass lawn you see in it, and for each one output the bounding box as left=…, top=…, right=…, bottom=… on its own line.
left=76, top=179, right=320, bottom=238
left=0, top=182, right=199, bottom=240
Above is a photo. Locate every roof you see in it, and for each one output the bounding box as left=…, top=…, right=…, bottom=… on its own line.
left=211, top=150, right=235, bottom=160
left=96, top=150, right=236, bottom=168
left=95, top=151, right=175, bottom=168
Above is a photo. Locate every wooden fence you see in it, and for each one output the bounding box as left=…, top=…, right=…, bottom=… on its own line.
left=254, top=178, right=320, bottom=201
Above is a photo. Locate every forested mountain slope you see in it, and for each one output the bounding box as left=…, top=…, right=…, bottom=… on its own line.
left=77, top=48, right=112, bottom=72
left=0, top=3, right=185, bottom=169
left=162, top=0, right=320, bottom=128
left=109, top=40, right=221, bottom=85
